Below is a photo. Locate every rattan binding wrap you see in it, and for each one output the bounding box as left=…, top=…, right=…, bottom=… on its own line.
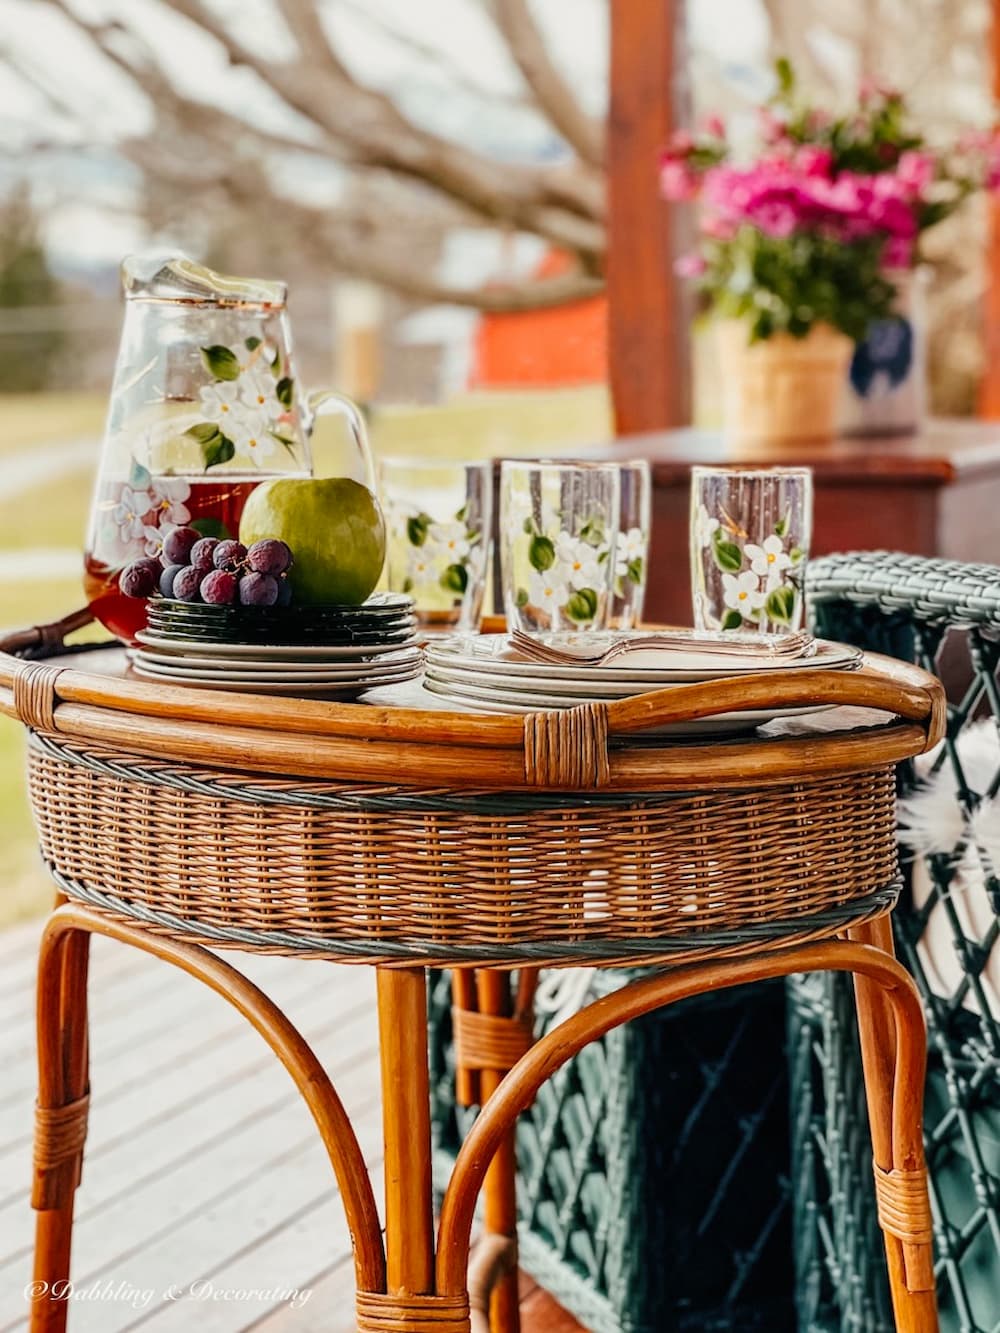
left=26, top=730, right=902, bottom=967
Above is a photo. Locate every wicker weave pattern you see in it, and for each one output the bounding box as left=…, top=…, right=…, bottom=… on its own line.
left=793, top=549, right=1000, bottom=1333
left=26, top=733, right=900, bottom=964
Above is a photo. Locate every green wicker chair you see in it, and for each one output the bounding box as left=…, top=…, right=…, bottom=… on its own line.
left=792, top=550, right=1000, bottom=1333
left=429, top=968, right=795, bottom=1332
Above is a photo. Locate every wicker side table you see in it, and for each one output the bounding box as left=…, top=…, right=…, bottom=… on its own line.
left=0, top=614, right=946, bottom=1333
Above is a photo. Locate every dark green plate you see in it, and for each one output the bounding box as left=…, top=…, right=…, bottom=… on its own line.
left=145, top=593, right=416, bottom=646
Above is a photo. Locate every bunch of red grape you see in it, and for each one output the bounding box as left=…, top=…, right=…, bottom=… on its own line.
left=120, top=528, right=294, bottom=608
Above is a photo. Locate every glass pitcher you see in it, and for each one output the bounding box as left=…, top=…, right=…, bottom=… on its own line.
left=83, top=254, right=374, bottom=641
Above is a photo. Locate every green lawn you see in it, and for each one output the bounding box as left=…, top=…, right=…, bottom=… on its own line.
left=0, top=385, right=613, bottom=929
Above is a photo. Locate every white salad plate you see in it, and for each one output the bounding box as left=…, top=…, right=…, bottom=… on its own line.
left=129, top=663, right=419, bottom=695
left=129, top=655, right=421, bottom=684
left=134, top=629, right=419, bottom=661
left=426, top=633, right=861, bottom=683
left=131, top=646, right=422, bottom=676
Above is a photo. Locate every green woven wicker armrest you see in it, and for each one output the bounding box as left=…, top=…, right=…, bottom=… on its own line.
left=807, top=551, right=1000, bottom=629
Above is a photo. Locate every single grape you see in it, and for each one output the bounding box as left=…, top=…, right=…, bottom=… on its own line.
left=162, top=525, right=200, bottom=565
left=213, top=539, right=247, bottom=572
left=159, top=563, right=185, bottom=597
left=246, top=539, right=293, bottom=576
left=238, top=572, right=279, bottom=607
left=201, top=569, right=238, bottom=605
left=172, top=565, right=203, bottom=602
left=119, top=559, right=161, bottom=599
left=189, top=537, right=219, bottom=571
left=275, top=576, right=293, bottom=607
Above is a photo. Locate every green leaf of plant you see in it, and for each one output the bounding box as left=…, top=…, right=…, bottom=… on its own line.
left=522, top=516, right=536, bottom=536
left=268, top=430, right=298, bottom=455
left=789, top=546, right=804, bottom=564
left=711, top=526, right=742, bottom=573
left=515, top=587, right=529, bottom=608
left=203, top=433, right=236, bottom=469
left=402, top=577, right=413, bottom=594
left=185, top=422, right=222, bottom=445
left=774, top=510, right=790, bottom=538
left=454, top=504, right=467, bottom=523
left=439, top=563, right=468, bottom=594
left=128, top=458, right=152, bottom=490
left=275, top=376, right=294, bottom=408
left=271, top=347, right=282, bottom=373
left=565, top=588, right=598, bottom=622
left=407, top=513, right=431, bottom=547
left=189, top=516, right=230, bottom=540
left=626, top=557, right=643, bottom=584
left=244, top=336, right=262, bottom=351
left=721, top=609, right=744, bottom=631
left=775, top=55, right=795, bottom=96
left=199, top=345, right=241, bottom=381
left=528, top=535, right=556, bottom=572
left=765, top=584, right=796, bottom=624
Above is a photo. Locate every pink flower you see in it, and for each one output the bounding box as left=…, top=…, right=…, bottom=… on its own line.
left=757, top=106, right=788, bottom=144
left=674, top=253, right=708, bottom=278
left=700, top=213, right=737, bottom=241
left=660, top=158, right=700, bottom=201
left=704, top=114, right=726, bottom=139
left=795, top=146, right=833, bottom=179
left=747, top=195, right=800, bottom=238
left=882, top=235, right=915, bottom=269
left=666, top=129, right=694, bottom=156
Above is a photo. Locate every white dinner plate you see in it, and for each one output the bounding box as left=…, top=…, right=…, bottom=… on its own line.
left=129, top=655, right=421, bottom=684
left=425, top=661, right=728, bottom=700
left=131, top=647, right=422, bottom=677
left=426, top=633, right=861, bottom=683
left=135, top=629, right=419, bottom=661
left=129, top=663, right=420, bottom=695
left=379, top=678, right=832, bottom=736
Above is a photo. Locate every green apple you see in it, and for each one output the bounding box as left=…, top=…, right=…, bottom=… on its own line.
left=239, top=478, right=385, bottom=605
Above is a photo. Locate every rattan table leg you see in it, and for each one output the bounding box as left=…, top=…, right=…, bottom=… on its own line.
left=30, top=920, right=90, bottom=1333
left=28, top=902, right=388, bottom=1333
left=475, top=971, right=520, bottom=1333
left=376, top=968, right=436, bottom=1297
left=435, top=940, right=940, bottom=1333
left=849, top=918, right=938, bottom=1333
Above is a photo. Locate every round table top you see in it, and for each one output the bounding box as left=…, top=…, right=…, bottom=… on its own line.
left=0, top=623, right=945, bottom=793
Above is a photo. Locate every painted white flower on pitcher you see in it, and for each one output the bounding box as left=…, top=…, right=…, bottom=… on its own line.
left=722, top=570, right=765, bottom=615
left=745, top=534, right=792, bottom=588
left=149, top=478, right=191, bottom=527
left=113, top=488, right=153, bottom=543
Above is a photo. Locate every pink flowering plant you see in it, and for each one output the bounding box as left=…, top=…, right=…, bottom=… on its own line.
left=662, top=59, right=1000, bottom=342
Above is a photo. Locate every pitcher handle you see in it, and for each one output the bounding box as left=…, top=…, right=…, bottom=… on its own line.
left=306, top=389, right=378, bottom=496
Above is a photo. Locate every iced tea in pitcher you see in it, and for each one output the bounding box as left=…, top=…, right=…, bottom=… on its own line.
left=84, top=255, right=315, bottom=640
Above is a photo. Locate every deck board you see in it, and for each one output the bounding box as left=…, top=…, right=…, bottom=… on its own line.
left=0, top=924, right=583, bottom=1332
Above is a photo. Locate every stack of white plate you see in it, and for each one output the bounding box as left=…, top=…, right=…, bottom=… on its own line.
left=130, top=638, right=423, bottom=695
left=420, top=632, right=863, bottom=735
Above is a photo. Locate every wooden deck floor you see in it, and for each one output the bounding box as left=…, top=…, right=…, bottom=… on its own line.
left=0, top=919, right=582, bottom=1333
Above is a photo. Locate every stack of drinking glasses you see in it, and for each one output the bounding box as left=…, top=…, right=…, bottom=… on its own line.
left=375, top=458, right=838, bottom=738
left=379, top=458, right=652, bottom=635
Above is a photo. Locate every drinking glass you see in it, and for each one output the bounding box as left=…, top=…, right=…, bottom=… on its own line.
left=500, top=460, right=620, bottom=633
left=84, top=254, right=373, bottom=641
left=379, top=458, right=492, bottom=633
left=690, top=466, right=812, bottom=632
left=608, top=460, right=652, bottom=630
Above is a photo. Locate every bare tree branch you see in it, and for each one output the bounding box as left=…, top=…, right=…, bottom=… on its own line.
left=163, top=0, right=605, bottom=256
left=335, top=0, right=534, bottom=112
left=489, top=0, right=604, bottom=167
